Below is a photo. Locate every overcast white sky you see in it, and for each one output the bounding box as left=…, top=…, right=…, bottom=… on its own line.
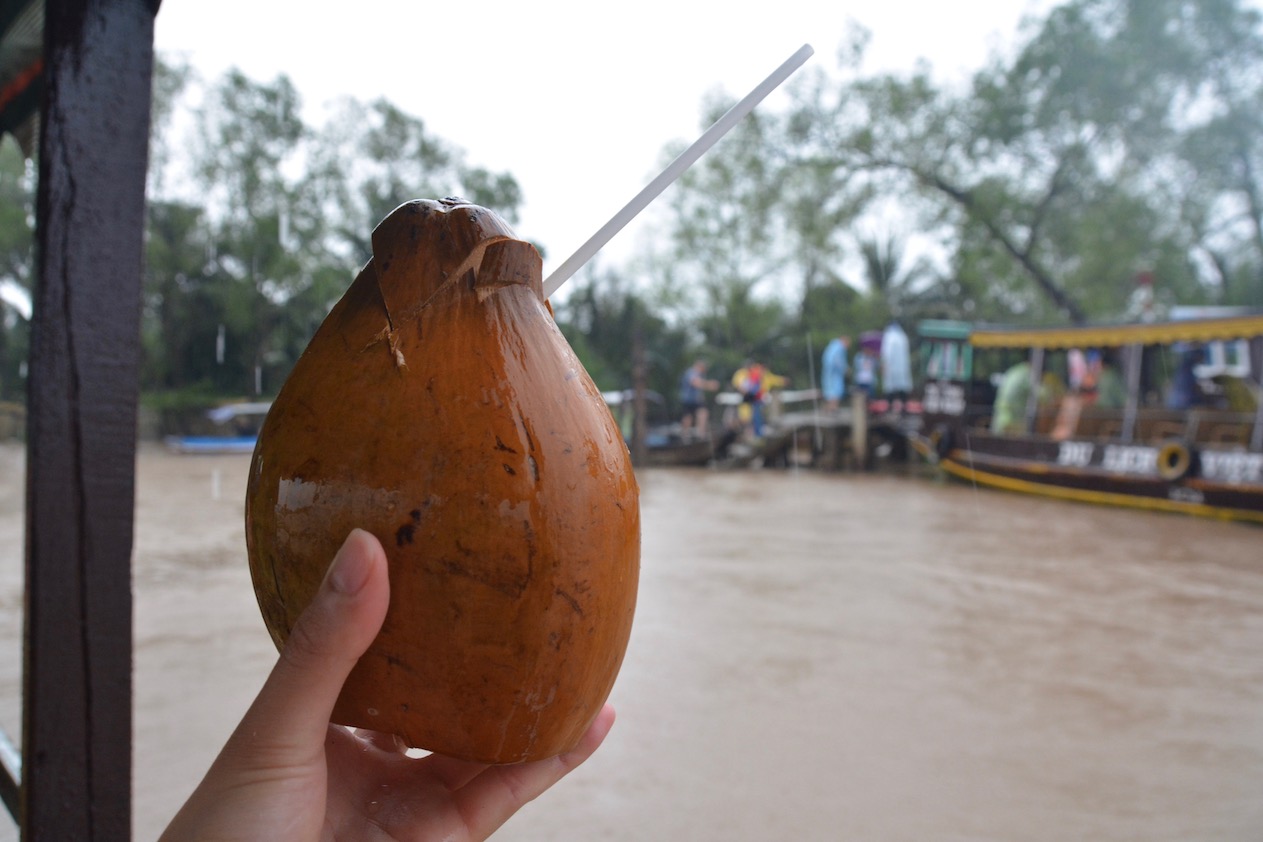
left=153, top=1, right=1058, bottom=288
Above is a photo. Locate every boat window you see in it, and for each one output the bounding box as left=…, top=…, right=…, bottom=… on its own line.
left=925, top=340, right=968, bottom=380
left=1195, top=339, right=1252, bottom=381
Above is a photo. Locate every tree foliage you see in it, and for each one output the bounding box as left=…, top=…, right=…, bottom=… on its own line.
left=5, top=0, right=1263, bottom=415
left=141, top=61, right=524, bottom=401
left=628, top=0, right=1263, bottom=396
left=0, top=136, right=33, bottom=401
left=554, top=267, right=692, bottom=410
left=805, top=0, right=1263, bottom=324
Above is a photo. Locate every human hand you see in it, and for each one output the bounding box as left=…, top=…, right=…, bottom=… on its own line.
left=160, top=529, right=615, bottom=841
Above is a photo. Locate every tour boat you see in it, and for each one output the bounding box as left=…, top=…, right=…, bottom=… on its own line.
left=909, top=313, right=1263, bottom=524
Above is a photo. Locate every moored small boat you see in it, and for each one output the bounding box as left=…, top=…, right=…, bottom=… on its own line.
left=163, top=435, right=258, bottom=455
left=603, top=389, right=716, bottom=467
left=162, top=401, right=271, bottom=455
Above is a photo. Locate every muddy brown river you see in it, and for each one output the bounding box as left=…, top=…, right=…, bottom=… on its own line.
left=1, top=443, right=1261, bottom=840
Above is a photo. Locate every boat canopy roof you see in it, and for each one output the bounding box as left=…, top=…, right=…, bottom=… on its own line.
left=967, top=313, right=1263, bottom=350
left=916, top=319, right=974, bottom=341
left=206, top=401, right=273, bottom=423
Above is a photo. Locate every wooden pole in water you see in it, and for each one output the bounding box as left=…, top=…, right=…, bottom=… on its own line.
left=1252, top=379, right=1263, bottom=451
left=850, top=391, right=868, bottom=469
left=631, top=327, right=648, bottom=467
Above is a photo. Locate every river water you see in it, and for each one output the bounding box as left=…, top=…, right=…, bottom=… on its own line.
left=1, top=444, right=1261, bottom=840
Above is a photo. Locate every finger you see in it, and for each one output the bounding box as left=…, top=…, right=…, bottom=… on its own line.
left=451, top=704, right=616, bottom=839
left=234, top=529, right=391, bottom=754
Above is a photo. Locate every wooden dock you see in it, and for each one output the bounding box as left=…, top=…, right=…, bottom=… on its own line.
left=714, top=393, right=919, bottom=471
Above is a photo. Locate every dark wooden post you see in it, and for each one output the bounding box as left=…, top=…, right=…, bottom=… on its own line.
left=630, top=327, right=648, bottom=467
left=22, top=0, right=157, bottom=838
left=1120, top=343, right=1142, bottom=444
left=849, top=390, right=867, bottom=469
left=1022, top=346, right=1044, bottom=435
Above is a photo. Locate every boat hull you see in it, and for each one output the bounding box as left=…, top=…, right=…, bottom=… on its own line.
left=916, top=431, right=1263, bottom=524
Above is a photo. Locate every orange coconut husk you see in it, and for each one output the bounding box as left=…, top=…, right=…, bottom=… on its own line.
left=245, top=198, right=640, bottom=763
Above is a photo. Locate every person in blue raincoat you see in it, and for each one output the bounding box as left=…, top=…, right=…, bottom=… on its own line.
left=821, top=335, right=849, bottom=411
left=880, top=321, right=912, bottom=413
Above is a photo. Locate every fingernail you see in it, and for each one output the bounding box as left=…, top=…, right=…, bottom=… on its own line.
left=328, top=531, right=373, bottom=595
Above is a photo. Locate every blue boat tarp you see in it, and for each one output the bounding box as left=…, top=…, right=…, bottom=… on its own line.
left=163, top=435, right=257, bottom=455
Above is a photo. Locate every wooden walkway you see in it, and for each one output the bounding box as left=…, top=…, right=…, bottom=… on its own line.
left=715, top=399, right=920, bottom=471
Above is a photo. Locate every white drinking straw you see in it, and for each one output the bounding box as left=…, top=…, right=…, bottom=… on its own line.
left=542, top=43, right=814, bottom=299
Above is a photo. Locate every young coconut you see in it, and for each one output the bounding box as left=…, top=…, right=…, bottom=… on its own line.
left=245, top=198, right=640, bottom=764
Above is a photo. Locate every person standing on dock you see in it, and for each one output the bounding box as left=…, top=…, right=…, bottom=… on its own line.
left=854, top=347, right=876, bottom=398
left=821, top=335, right=849, bottom=412
left=881, top=321, right=913, bottom=414
left=732, top=360, right=788, bottom=439
left=679, top=359, right=719, bottom=435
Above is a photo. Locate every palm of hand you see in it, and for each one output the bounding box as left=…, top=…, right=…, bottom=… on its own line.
left=323, top=713, right=612, bottom=841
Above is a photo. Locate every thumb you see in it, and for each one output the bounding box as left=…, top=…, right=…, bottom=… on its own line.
left=237, top=529, right=391, bottom=752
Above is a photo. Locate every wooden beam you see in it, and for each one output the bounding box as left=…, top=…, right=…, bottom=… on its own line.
left=22, top=0, right=156, bottom=837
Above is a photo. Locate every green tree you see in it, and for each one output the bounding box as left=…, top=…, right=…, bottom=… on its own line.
left=651, top=95, right=861, bottom=382
left=187, top=69, right=321, bottom=394
left=960, top=0, right=1263, bottom=316
left=556, top=269, right=686, bottom=394
left=306, top=98, right=523, bottom=263
left=820, top=0, right=1263, bottom=322
left=653, top=0, right=1260, bottom=331
left=141, top=61, right=526, bottom=401
left=142, top=198, right=214, bottom=391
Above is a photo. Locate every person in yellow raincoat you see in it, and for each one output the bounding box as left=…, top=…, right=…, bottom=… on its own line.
left=731, top=360, right=788, bottom=438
